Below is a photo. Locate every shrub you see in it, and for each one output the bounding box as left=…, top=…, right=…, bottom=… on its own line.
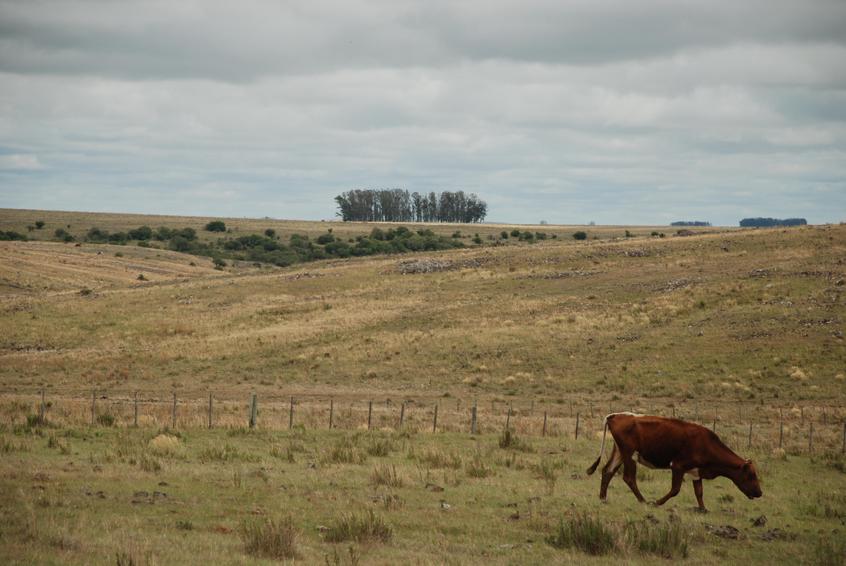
left=573, top=231, right=587, bottom=240
left=500, top=231, right=509, bottom=239
left=241, top=516, right=299, bottom=560
left=137, top=273, right=147, bottom=281
left=316, top=233, right=335, bottom=245
left=0, top=230, right=27, bottom=241
left=205, top=220, right=226, bottom=232
left=472, top=234, right=483, bottom=244
left=510, top=229, right=520, bottom=237
left=547, top=513, right=616, bottom=555
left=35, top=220, right=45, bottom=229
left=264, top=228, right=276, bottom=238
left=53, top=228, right=74, bottom=242
left=213, top=257, right=227, bottom=268
left=625, top=519, right=689, bottom=559
left=128, top=226, right=153, bottom=240
left=324, top=510, right=392, bottom=543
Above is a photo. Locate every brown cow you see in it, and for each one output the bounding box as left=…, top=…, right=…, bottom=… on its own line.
left=586, top=412, right=762, bottom=510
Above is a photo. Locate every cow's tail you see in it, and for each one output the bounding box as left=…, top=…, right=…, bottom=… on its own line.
left=586, top=415, right=611, bottom=475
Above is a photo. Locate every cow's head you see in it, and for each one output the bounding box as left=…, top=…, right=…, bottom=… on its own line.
left=734, top=460, right=762, bottom=499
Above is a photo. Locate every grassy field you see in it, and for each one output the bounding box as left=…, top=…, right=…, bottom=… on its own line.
left=1, top=208, right=844, bottom=564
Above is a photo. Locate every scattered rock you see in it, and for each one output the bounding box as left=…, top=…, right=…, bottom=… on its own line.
left=519, top=270, right=599, bottom=280
left=396, top=258, right=454, bottom=274
left=440, top=501, right=451, bottom=511
left=759, top=528, right=794, bottom=542
left=507, top=511, right=520, bottom=521
left=316, top=525, right=329, bottom=533
left=281, top=272, right=325, bottom=281
left=751, top=515, right=768, bottom=527
left=705, top=524, right=742, bottom=539
left=621, top=249, right=650, bottom=257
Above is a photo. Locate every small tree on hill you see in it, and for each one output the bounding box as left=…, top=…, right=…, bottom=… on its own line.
left=573, top=231, right=587, bottom=240
left=205, top=221, right=226, bottom=232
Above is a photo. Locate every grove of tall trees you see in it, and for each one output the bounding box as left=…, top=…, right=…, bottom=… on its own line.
left=334, top=189, right=487, bottom=223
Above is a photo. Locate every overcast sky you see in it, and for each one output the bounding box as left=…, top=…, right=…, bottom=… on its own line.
left=1, top=0, right=845, bottom=225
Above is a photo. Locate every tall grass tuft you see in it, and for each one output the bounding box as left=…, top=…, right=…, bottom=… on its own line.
left=547, top=512, right=616, bottom=555
left=323, top=435, right=366, bottom=465
left=497, top=429, right=534, bottom=452
left=813, top=536, right=846, bottom=566
left=240, top=516, right=300, bottom=560
left=414, top=447, right=462, bottom=469
left=370, top=463, right=404, bottom=488
left=465, top=451, right=493, bottom=478
left=625, top=518, right=689, bottom=559
left=324, top=510, right=392, bottom=544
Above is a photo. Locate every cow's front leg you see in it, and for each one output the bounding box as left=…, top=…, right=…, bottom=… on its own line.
left=654, top=468, right=684, bottom=506
left=692, top=479, right=707, bottom=512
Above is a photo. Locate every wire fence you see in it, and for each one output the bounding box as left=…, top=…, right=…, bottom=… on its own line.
left=2, top=389, right=845, bottom=456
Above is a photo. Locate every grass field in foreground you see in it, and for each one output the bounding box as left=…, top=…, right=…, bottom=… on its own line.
left=1, top=423, right=844, bottom=565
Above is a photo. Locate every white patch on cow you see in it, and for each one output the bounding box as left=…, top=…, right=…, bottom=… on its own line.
left=686, top=468, right=700, bottom=479
left=632, top=451, right=657, bottom=469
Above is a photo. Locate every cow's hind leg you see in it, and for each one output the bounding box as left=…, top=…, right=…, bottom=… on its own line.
left=693, top=479, right=706, bottom=512
left=599, top=444, right=623, bottom=501
left=655, top=468, right=684, bottom=506
left=621, top=455, right=646, bottom=503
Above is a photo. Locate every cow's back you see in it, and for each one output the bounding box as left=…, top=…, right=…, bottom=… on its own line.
left=608, top=414, right=704, bottom=469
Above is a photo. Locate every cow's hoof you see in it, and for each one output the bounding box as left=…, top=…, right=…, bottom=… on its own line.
left=600, top=499, right=608, bottom=505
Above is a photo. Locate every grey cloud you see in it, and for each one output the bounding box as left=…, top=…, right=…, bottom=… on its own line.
left=1, top=1, right=845, bottom=225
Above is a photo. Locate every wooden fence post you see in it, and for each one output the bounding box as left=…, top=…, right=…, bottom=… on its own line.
left=712, top=409, right=717, bottom=433
left=505, top=403, right=512, bottom=432
left=432, top=404, right=438, bottom=433
left=542, top=411, right=548, bottom=437
left=399, top=402, right=405, bottom=428
left=809, top=422, right=814, bottom=454
left=289, top=396, right=294, bottom=429
left=39, top=389, right=45, bottom=424
left=747, top=423, right=752, bottom=449
left=671, top=406, right=675, bottom=418
left=367, top=400, right=373, bottom=430
left=801, top=406, right=805, bottom=426
left=134, top=391, right=138, bottom=427
left=779, top=409, right=784, bottom=449
left=249, top=392, right=257, bottom=429
left=575, top=413, right=580, bottom=440
left=171, top=392, right=177, bottom=429
left=471, top=401, right=477, bottom=435
left=329, top=398, right=334, bottom=430
left=91, top=390, right=96, bottom=425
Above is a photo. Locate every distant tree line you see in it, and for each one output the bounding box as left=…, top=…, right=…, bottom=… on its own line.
left=739, top=217, right=807, bottom=227
left=671, top=221, right=711, bottom=227
left=334, top=189, right=487, bottom=223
